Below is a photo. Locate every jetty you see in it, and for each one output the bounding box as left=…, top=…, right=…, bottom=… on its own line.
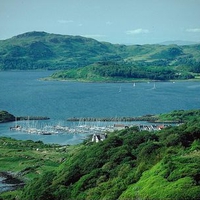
left=67, top=115, right=158, bottom=122
left=67, top=116, right=181, bottom=124
left=16, top=116, right=50, bottom=121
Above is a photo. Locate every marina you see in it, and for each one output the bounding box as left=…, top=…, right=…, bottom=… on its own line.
left=9, top=120, right=115, bottom=135
left=9, top=118, right=173, bottom=136
left=9, top=121, right=116, bottom=135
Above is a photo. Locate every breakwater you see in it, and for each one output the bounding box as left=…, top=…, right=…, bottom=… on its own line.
left=67, top=115, right=158, bottom=122
left=16, top=116, right=50, bottom=121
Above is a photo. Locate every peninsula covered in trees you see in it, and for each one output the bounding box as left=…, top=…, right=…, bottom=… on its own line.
left=49, top=61, right=195, bottom=82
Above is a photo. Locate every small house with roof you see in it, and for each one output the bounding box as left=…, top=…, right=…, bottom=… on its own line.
left=92, top=133, right=107, bottom=143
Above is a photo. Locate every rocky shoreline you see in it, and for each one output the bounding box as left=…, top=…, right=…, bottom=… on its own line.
left=0, top=172, right=25, bottom=193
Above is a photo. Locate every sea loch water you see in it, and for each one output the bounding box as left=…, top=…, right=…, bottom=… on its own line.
left=0, top=71, right=200, bottom=144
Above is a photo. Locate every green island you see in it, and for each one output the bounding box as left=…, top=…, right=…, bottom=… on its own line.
left=0, top=109, right=200, bottom=200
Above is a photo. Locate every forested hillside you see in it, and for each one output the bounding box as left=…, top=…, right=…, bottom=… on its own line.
left=0, top=31, right=120, bottom=70
left=19, top=117, right=200, bottom=200
left=0, top=31, right=200, bottom=76
left=1, top=109, right=200, bottom=200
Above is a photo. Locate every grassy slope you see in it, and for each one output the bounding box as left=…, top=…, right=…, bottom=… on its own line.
left=0, top=137, right=68, bottom=178
left=0, top=137, right=78, bottom=199
left=120, top=155, right=200, bottom=200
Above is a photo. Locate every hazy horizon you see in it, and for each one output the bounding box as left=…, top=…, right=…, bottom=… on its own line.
left=2, top=30, right=200, bottom=46
left=1, top=0, right=200, bottom=44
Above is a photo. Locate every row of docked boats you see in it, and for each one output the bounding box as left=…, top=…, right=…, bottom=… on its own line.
left=9, top=121, right=171, bottom=135
left=9, top=123, right=116, bottom=135
left=10, top=125, right=57, bottom=135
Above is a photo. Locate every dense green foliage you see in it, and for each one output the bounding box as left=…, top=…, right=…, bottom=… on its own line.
left=1, top=109, right=200, bottom=199
left=50, top=61, right=195, bottom=81
left=0, top=31, right=200, bottom=80
left=158, top=109, right=200, bottom=122
left=0, top=111, right=15, bottom=123
left=18, top=116, right=200, bottom=199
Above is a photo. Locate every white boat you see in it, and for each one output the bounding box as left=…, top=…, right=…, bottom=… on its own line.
left=152, top=82, right=156, bottom=89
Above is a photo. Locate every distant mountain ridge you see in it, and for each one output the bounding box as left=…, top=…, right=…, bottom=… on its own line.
left=0, top=31, right=200, bottom=72
left=159, top=40, right=199, bottom=45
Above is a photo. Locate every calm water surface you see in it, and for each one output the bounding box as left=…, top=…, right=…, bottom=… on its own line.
left=0, top=71, right=200, bottom=144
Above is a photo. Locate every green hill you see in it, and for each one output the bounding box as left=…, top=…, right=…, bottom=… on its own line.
left=0, top=31, right=200, bottom=74
left=1, top=109, right=200, bottom=200
left=0, top=31, right=121, bottom=70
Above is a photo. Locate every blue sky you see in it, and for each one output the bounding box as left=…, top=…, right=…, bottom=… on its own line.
left=1, top=0, right=200, bottom=44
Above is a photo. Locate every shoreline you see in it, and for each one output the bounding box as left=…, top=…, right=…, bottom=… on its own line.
left=0, top=172, right=25, bottom=193
left=42, top=76, right=200, bottom=83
